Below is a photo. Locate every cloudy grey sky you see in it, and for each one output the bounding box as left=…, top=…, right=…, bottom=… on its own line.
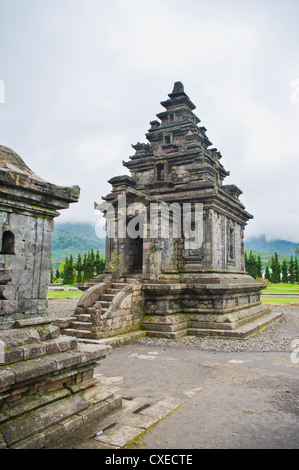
left=0, top=0, right=298, bottom=242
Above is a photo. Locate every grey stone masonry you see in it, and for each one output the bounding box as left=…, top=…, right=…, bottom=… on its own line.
left=0, top=146, right=121, bottom=448
left=0, top=146, right=80, bottom=326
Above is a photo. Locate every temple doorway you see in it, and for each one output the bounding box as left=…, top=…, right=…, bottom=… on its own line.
left=131, top=235, right=143, bottom=274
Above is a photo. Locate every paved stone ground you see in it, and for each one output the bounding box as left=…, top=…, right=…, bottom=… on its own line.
left=49, top=302, right=299, bottom=449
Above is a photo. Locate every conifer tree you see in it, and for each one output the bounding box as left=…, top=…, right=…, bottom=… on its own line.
left=83, top=253, right=88, bottom=281
left=64, top=256, right=74, bottom=285
left=75, top=253, right=83, bottom=283
left=270, top=252, right=281, bottom=283
left=256, top=255, right=262, bottom=279
left=63, top=257, right=69, bottom=284
left=246, top=250, right=258, bottom=279
left=69, top=254, right=74, bottom=284
left=265, top=265, right=271, bottom=282
left=86, top=251, right=94, bottom=281
left=281, top=259, right=288, bottom=283
left=288, top=255, right=295, bottom=284
left=295, top=257, right=299, bottom=283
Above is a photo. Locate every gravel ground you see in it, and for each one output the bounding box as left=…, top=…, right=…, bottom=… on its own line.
left=48, top=298, right=80, bottom=320
left=48, top=299, right=299, bottom=353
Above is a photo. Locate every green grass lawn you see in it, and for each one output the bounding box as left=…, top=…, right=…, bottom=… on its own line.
left=261, top=283, right=299, bottom=304
left=46, top=282, right=299, bottom=305
left=47, top=290, right=82, bottom=299
left=261, top=296, right=299, bottom=305
left=262, top=283, right=299, bottom=294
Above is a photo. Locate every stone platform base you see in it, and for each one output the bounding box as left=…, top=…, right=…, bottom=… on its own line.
left=141, top=276, right=283, bottom=339
left=142, top=308, right=283, bottom=339
left=0, top=316, right=122, bottom=449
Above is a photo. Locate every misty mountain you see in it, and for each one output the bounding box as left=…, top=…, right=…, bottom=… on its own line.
left=51, top=222, right=298, bottom=264
left=244, top=235, right=298, bottom=257
left=51, top=222, right=105, bottom=264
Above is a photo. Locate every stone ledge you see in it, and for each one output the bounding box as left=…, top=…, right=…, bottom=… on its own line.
left=0, top=393, right=88, bottom=447
left=77, top=330, right=146, bottom=347
left=187, top=311, right=284, bottom=339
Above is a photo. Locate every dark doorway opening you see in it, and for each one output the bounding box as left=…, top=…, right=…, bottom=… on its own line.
left=157, top=163, right=165, bottom=181
left=1, top=231, right=15, bottom=255
left=131, top=235, right=143, bottom=274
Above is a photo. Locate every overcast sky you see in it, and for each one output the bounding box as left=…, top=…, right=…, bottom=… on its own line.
left=0, top=0, right=298, bottom=242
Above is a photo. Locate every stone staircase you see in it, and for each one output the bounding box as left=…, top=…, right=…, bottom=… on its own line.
left=0, top=316, right=121, bottom=449
left=62, top=280, right=145, bottom=344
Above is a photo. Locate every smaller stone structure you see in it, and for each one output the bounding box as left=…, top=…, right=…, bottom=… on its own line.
left=0, top=147, right=121, bottom=449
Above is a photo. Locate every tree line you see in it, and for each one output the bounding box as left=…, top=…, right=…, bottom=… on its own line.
left=245, top=250, right=299, bottom=283
left=51, top=249, right=105, bottom=285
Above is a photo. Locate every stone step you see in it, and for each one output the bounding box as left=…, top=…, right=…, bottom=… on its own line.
left=101, top=294, right=115, bottom=301
left=110, top=283, right=132, bottom=289
left=14, top=395, right=121, bottom=449
left=77, top=330, right=147, bottom=347
left=94, top=300, right=110, bottom=309
left=0, top=388, right=71, bottom=422
left=14, top=317, right=51, bottom=328
left=86, top=306, right=107, bottom=314
left=0, top=343, right=111, bottom=391
left=62, top=328, right=99, bottom=340
left=141, top=321, right=188, bottom=333
left=145, top=329, right=188, bottom=339
left=188, top=305, right=271, bottom=331
left=0, top=393, right=88, bottom=447
left=76, top=314, right=91, bottom=323
left=106, top=288, right=122, bottom=295
left=187, top=311, right=283, bottom=339
left=71, top=321, right=93, bottom=331
left=3, top=335, right=78, bottom=365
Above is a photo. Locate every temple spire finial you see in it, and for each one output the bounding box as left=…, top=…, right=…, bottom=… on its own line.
left=171, top=81, right=184, bottom=95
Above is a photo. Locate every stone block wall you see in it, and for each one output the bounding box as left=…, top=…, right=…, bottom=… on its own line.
left=0, top=212, right=53, bottom=326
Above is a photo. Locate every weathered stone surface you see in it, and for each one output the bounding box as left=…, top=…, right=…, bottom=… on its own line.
left=35, top=324, right=60, bottom=341
left=2, top=388, right=70, bottom=420
left=11, top=433, right=45, bottom=449
left=0, top=432, right=7, bottom=449
left=0, top=370, right=15, bottom=390
left=82, top=384, right=113, bottom=405
left=22, top=342, right=48, bottom=361
left=94, top=424, right=143, bottom=447
left=0, top=393, right=88, bottom=446
left=9, top=356, right=57, bottom=383
left=45, top=336, right=78, bottom=355
left=79, top=395, right=122, bottom=426
left=0, top=328, right=40, bottom=348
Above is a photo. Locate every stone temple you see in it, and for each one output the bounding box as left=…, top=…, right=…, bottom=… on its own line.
left=69, top=82, right=282, bottom=341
